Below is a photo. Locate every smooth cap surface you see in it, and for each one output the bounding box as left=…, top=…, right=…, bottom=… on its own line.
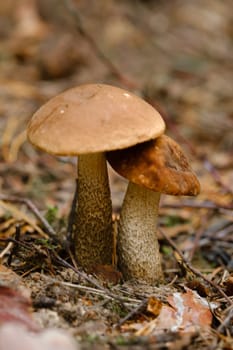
left=27, top=84, right=165, bottom=155
left=107, top=135, right=200, bottom=196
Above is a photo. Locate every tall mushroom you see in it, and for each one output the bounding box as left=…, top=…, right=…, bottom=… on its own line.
left=107, top=135, right=200, bottom=284
left=27, top=83, right=165, bottom=269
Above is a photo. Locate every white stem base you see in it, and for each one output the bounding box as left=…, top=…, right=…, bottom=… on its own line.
left=118, top=182, right=163, bottom=284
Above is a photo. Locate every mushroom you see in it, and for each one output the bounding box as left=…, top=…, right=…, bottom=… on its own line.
left=27, top=83, right=165, bottom=269
left=107, top=135, right=200, bottom=284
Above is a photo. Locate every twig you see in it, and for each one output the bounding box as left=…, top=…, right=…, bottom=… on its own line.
left=159, top=228, right=233, bottom=306
left=0, top=194, right=57, bottom=240
left=201, top=156, right=232, bottom=195
left=217, top=305, right=233, bottom=333
left=2, top=236, right=136, bottom=308
left=0, top=242, right=13, bottom=259
left=63, top=0, right=138, bottom=89
left=162, top=201, right=233, bottom=211
left=7, top=224, right=21, bottom=265
left=67, top=178, right=78, bottom=242
left=44, top=276, right=139, bottom=304
left=116, top=298, right=148, bottom=327
left=188, top=214, right=209, bottom=262
left=52, top=251, right=135, bottom=309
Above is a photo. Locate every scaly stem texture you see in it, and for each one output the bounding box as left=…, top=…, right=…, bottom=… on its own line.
left=74, top=153, right=113, bottom=268
left=118, top=182, right=163, bottom=284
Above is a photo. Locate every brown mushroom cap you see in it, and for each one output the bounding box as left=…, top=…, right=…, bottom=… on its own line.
left=27, top=84, right=165, bottom=155
left=107, top=135, right=200, bottom=196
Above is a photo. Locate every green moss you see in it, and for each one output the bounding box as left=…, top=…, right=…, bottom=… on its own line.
left=45, top=206, right=58, bottom=225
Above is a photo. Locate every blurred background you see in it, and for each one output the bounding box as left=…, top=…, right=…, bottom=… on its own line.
left=0, top=2, right=232, bottom=343
left=0, top=0, right=232, bottom=214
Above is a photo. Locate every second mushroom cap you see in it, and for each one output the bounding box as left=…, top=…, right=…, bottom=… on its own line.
left=107, top=134, right=200, bottom=196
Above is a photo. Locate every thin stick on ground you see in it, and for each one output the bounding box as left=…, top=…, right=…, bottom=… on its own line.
left=0, top=194, right=57, bottom=240
left=52, top=251, right=136, bottom=310
left=188, top=214, right=209, bottom=262
left=159, top=228, right=233, bottom=306
left=0, top=242, right=13, bottom=259
left=162, top=201, right=233, bottom=211
left=7, top=224, right=21, bottom=265
left=1, top=236, right=135, bottom=309
left=43, top=276, right=140, bottom=305
left=67, top=178, right=78, bottom=242
left=217, top=305, right=233, bottom=333
left=116, top=298, right=148, bottom=328
left=63, top=0, right=138, bottom=89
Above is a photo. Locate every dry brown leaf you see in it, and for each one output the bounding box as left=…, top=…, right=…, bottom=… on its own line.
left=186, top=279, right=209, bottom=297
left=147, top=296, right=162, bottom=317
left=90, top=264, right=122, bottom=285
left=0, top=270, right=39, bottom=332
left=157, top=289, right=213, bottom=332
left=0, top=286, right=35, bottom=329
left=223, top=276, right=233, bottom=296
left=126, top=289, right=213, bottom=336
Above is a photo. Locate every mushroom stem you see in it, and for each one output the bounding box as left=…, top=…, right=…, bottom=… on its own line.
left=74, top=152, right=113, bottom=268
left=118, top=182, right=163, bottom=284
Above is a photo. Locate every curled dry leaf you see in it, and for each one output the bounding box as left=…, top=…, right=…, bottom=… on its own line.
left=186, top=279, right=210, bottom=297
left=223, top=276, right=233, bottom=296
left=147, top=296, right=163, bottom=317
left=158, top=289, right=213, bottom=332
left=90, top=264, right=122, bottom=285
left=124, top=289, right=213, bottom=336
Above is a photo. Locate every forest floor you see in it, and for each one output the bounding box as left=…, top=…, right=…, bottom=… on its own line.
left=0, top=1, right=232, bottom=349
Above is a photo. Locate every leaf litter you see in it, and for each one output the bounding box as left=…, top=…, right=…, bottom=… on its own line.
left=0, top=0, right=233, bottom=349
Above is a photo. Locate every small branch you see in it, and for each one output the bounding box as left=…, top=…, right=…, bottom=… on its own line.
left=67, top=178, right=78, bottom=242
left=0, top=194, right=57, bottom=240
left=0, top=242, right=13, bottom=259
left=116, top=298, right=148, bottom=328
left=52, top=251, right=136, bottom=309
left=201, top=156, right=232, bottom=195
left=43, top=276, right=139, bottom=306
left=7, top=224, right=21, bottom=265
left=63, top=0, right=138, bottom=89
left=217, top=305, right=233, bottom=333
left=162, top=201, right=233, bottom=211
left=159, top=228, right=233, bottom=306
left=188, top=214, right=209, bottom=262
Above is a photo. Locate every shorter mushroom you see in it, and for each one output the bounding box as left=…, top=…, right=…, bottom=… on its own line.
left=107, top=135, right=200, bottom=284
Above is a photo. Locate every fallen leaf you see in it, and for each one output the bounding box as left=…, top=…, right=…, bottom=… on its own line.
left=186, top=279, right=209, bottom=297
left=0, top=286, right=39, bottom=331
left=0, top=265, right=38, bottom=331
left=156, top=289, right=213, bottom=332
left=91, top=264, right=122, bottom=285
left=223, top=276, right=233, bottom=296
left=127, top=289, right=213, bottom=336
left=147, top=296, right=162, bottom=317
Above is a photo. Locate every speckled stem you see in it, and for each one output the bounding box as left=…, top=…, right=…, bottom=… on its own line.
left=117, top=182, right=163, bottom=284
left=74, top=153, right=113, bottom=269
